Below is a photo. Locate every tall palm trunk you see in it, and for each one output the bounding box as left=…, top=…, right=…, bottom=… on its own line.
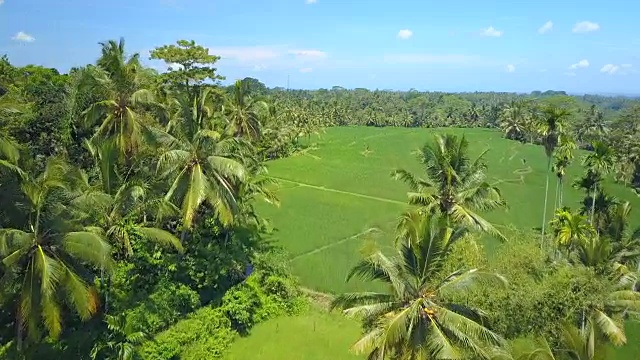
left=559, top=178, right=564, bottom=208
left=541, top=156, right=551, bottom=243
left=554, top=178, right=560, bottom=210
left=590, top=184, right=597, bottom=224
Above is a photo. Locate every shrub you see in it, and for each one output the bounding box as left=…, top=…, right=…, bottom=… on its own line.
left=125, top=280, right=200, bottom=334
left=442, top=232, right=611, bottom=345
left=138, top=307, right=235, bottom=360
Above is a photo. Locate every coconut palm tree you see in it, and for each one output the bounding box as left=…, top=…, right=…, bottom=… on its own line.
left=582, top=141, right=614, bottom=224
left=537, top=105, right=570, bottom=242
left=331, top=214, right=506, bottom=360
left=499, top=100, right=530, bottom=141
left=157, top=88, right=248, bottom=230
left=90, top=314, right=147, bottom=360
left=73, top=140, right=183, bottom=258
left=391, top=133, right=507, bottom=241
left=0, top=89, right=26, bottom=174
left=82, top=38, right=158, bottom=162
left=0, top=158, right=113, bottom=345
left=224, top=80, right=267, bottom=140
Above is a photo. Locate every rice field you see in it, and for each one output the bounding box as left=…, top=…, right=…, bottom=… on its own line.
left=258, top=126, right=640, bottom=293
left=247, top=126, right=640, bottom=359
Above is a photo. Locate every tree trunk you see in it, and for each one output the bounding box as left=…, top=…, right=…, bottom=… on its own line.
left=590, top=184, right=597, bottom=224
left=559, top=178, right=564, bottom=208
left=16, top=316, right=22, bottom=353
left=541, top=157, right=551, bottom=244
left=553, top=178, right=560, bottom=211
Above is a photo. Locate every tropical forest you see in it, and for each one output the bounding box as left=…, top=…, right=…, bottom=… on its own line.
left=1, top=36, right=640, bottom=360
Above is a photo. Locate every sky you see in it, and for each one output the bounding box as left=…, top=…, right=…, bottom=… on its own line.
left=2, top=0, right=640, bottom=94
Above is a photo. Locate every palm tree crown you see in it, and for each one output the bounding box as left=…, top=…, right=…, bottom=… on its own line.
left=392, top=133, right=507, bottom=240
left=0, top=159, right=113, bottom=342
left=332, top=214, right=505, bottom=360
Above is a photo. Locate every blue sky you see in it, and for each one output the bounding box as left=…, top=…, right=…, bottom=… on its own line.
left=2, top=0, right=640, bottom=93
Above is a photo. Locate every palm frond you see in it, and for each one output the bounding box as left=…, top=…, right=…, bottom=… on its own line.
left=62, top=232, right=114, bottom=271
left=136, top=226, right=183, bottom=253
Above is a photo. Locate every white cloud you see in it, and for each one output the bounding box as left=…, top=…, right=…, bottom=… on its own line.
left=288, top=49, right=327, bottom=59
left=206, top=45, right=328, bottom=72
left=601, top=63, right=633, bottom=75
left=305, top=0, right=317, bottom=4
left=538, top=21, right=553, bottom=34
left=480, top=26, right=503, bottom=37
left=0, top=0, right=5, bottom=5
left=569, top=59, right=589, bottom=69
left=506, top=64, right=515, bottom=73
left=211, top=46, right=281, bottom=62
left=299, top=67, right=313, bottom=73
left=12, top=31, right=35, bottom=42
left=397, top=29, right=413, bottom=39
left=600, top=64, right=619, bottom=74
left=383, top=53, right=481, bottom=65
left=573, top=21, right=600, bottom=33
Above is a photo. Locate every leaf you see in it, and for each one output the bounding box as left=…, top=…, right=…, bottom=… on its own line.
left=35, top=246, right=64, bottom=338
left=62, top=232, right=114, bottom=271
left=136, top=226, right=183, bottom=253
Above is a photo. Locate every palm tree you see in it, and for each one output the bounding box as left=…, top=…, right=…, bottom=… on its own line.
left=391, top=133, right=507, bottom=241
left=552, top=134, right=576, bottom=209
left=157, top=88, right=248, bottom=230
left=549, top=208, right=595, bottom=249
left=537, top=105, right=570, bottom=242
left=499, top=100, right=529, bottom=141
left=577, top=105, right=608, bottom=147
left=82, top=38, right=157, bottom=161
left=0, top=90, right=25, bottom=174
left=0, top=158, right=113, bottom=345
left=73, top=140, right=183, bottom=258
left=331, top=214, right=505, bottom=359
left=224, top=80, right=267, bottom=140
left=91, top=314, right=147, bottom=360
left=516, top=321, right=609, bottom=360
left=582, top=141, right=614, bottom=224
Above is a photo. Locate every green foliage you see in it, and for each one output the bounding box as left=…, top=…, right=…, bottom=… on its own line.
left=124, top=280, right=200, bottom=334
left=3, top=34, right=640, bottom=360
left=138, top=266, right=304, bottom=360
left=150, top=39, right=224, bottom=92
left=442, top=233, right=611, bottom=346
left=221, top=281, right=263, bottom=333
left=138, top=306, right=235, bottom=360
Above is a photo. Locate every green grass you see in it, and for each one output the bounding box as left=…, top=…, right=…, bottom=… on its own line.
left=254, top=126, right=640, bottom=359
left=259, top=126, right=640, bottom=293
left=223, top=307, right=363, bottom=360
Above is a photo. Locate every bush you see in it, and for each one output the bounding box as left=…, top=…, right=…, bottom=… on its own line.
left=139, top=253, right=306, bottom=359
left=138, top=307, right=236, bottom=360
left=442, top=232, right=611, bottom=345
left=221, top=281, right=263, bottom=333
left=125, top=280, right=200, bottom=334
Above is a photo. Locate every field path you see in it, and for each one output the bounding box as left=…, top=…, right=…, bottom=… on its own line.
left=267, top=176, right=406, bottom=206
left=289, top=227, right=381, bottom=262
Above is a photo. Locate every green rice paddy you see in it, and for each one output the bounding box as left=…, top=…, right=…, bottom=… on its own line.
left=242, top=126, right=640, bottom=359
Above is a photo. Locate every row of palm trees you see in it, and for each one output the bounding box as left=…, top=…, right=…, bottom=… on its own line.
left=0, top=39, right=315, bottom=353
left=331, top=133, right=640, bottom=359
